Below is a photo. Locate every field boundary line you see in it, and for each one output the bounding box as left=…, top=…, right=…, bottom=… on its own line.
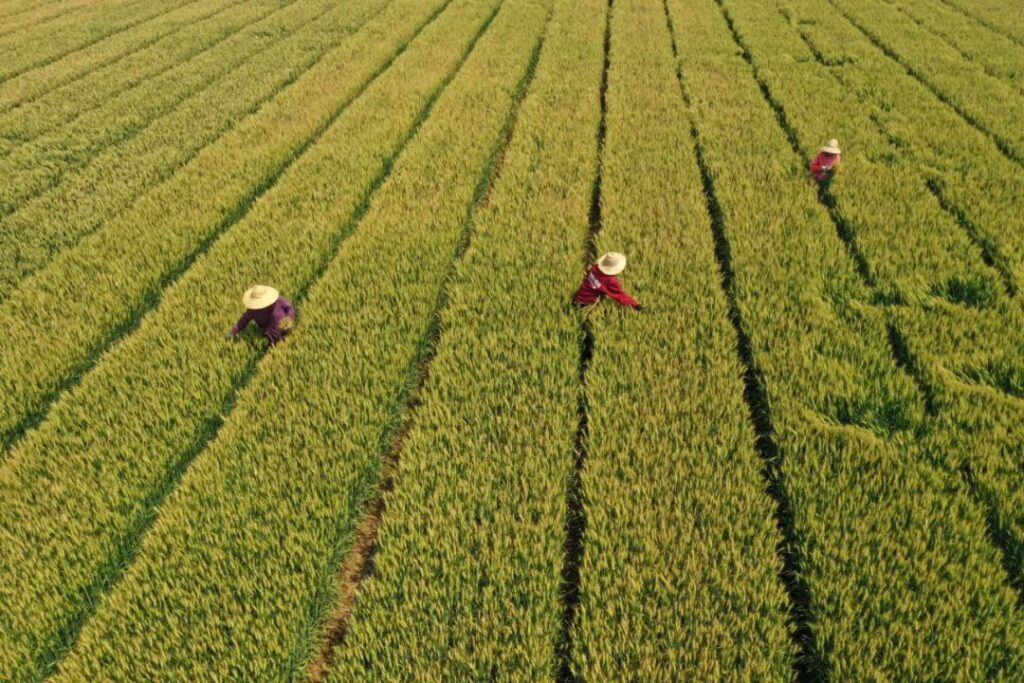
left=33, top=0, right=473, bottom=675
left=554, top=2, right=607, bottom=682
left=0, top=0, right=313, bottom=216
left=0, top=0, right=251, bottom=127
left=302, top=13, right=548, bottom=679
left=0, top=0, right=398, bottom=459
left=0, top=0, right=189, bottom=85
left=670, top=1, right=831, bottom=680
left=822, top=0, right=1024, bottom=170
left=715, top=0, right=1024, bottom=610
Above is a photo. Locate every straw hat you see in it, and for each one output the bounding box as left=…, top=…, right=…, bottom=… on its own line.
left=242, top=284, right=279, bottom=310
left=821, top=138, right=841, bottom=154
left=597, top=252, right=627, bottom=276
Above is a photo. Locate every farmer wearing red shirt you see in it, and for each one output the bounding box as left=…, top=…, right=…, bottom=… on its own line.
left=226, top=285, right=296, bottom=344
left=809, top=138, right=841, bottom=183
left=573, top=251, right=642, bottom=310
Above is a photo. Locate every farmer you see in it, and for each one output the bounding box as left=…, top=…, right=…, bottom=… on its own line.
left=226, top=285, right=296, bottom=344
left=809, top=138, right=841, bottom=183
left=573, top=251, right=643, bottom=310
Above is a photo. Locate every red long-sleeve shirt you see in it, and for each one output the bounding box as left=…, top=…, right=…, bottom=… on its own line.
left=573, top=265, right=639, bottom=308
left=809, top=152, right=840, bottom=182
left=231, top=296, right=295, bottom=343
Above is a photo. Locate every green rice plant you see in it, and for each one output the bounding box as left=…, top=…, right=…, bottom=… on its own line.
left=0, top=0, right=498, bottom=677
left=327, top=0, right=597, bottom=676
left=0, top=0, right=307, bottom=214
left=774, top=0, right=1024, bottom=294
left=0, top=0, right=456, bottom=451
left=0, top=0, right=238, bottom=112
left=0, top=0, right=139, bottom=38
left=0, top=0, right=259, bottom=151
left=47, top=1, right=550, bottom=678
left=877, top=0, right=1024, bottom=94
left=827, top=0, right=1024, bottom=164
left=571, top=0, right=791, bottom=677
left=664, top=0, right=1024, bottom=677
left=0, top=0, right=389, bottom=289
left=0, top=0, right=196, bottom=82
left=938, top=0, right=1024, bottom=46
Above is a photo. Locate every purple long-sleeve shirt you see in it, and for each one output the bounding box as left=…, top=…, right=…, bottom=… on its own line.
left=232, top=296, right=295, bottom=343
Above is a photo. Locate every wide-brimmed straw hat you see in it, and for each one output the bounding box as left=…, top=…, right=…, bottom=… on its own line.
left=242, top=284, right=279, bottom=310
left=821, top=138, right=841, bottom=155
left=597, top=252, right=627, bottom=276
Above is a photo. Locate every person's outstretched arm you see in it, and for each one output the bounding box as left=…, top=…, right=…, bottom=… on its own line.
left=604, top=276, right=640, bottom=308
left=229, top=309, right=255, bottom=337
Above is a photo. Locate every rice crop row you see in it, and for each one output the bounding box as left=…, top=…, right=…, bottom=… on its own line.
left=0, top=0, right=196, bottom=83
left=937, top=0, right=1024, bottom=47
left=0, top=0, right=138, bottom=38
left=326, top=0, right=596, bottom=676
left=44, top=0, right=550, bottom=677
left=0, top=0, right=451, bottom=452
left=0, top=0, right=251, bottom=152
left=571, top=0, right=792, bottom=677
left=826, top=0, right=1024, bottom=166
left=0, top=0, right=490, bottom=676
left=728, top=0, right=1024, bottom=596
left=0, top=0, right=307, bottom=214
left=664, top=0, right=1024, bottom=677
left=0, top=0, right=389, bottom=290
left=0, top=0, right=238, bottom=112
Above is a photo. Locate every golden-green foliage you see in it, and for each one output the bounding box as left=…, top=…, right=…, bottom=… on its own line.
left=0, top=0, right=195, bottom=82
left=0, top=0, right=301, bottom=214
left=571, top=0, right=791, bottom=678
left=0, top=0, right=457, bottom=451
left=827, top=0, right=1024, bottom=164
left=0, top=0, right=389, bottom=289
left=668, top=0, right=1024, bottom=677
left=44, top=0, right=552, bottom=679
left=0, top=0, right=271, bottom=152
left=731, top=0, right=1024, bottom=600
left=0, top=0, right=233, bottom=111
left=939, top=0, right=1024, bottom=46
left=0, top=0, right=493, bottom=677
left=326, top=0, right=594, bottom=676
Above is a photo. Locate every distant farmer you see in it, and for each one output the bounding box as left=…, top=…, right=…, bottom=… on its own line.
left=809, top=138, right=841, bottom=183
left=573, top=251, right=642, bottom=310
left=226, top=285, right=296, bottom=344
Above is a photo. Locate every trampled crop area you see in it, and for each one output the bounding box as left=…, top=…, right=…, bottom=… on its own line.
left=0, top=0, right=1021, bottom=679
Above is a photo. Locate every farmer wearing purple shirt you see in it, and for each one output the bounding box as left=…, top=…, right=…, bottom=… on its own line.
left=225, top=285, right=295, bottom=344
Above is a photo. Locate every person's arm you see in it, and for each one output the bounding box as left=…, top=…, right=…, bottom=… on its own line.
left=604, top=276, right=639, bottom=308
left=230, top=309, right=255, bottom=337
left=279, top=297, right=295, bottom=318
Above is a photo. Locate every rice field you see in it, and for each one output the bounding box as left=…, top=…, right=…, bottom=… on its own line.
left=1, top=0, right=1022, bottom=679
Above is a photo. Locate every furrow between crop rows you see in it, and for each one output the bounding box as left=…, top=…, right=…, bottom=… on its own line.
left=0, top=0, right=314, bottom=215
left=0, top=0, right=392, bottom=293
left=310, top=32, right=546, bottom=683
left=733, top=0, right=1024, bottom=603
left=0, top=0, right=253, bottom=154
left=0, top=0, right=457, bottom=455
left=877, top=0, right=1024, bottom=96
left=0, top=0, right=232, bottom=113
left=0, top=0, right=196, bottom=84
left=44, top=2, right=550, bottom=678
left=664, top=0, right=817, bottom=678
left=937, top=0, right=1024, bottom=47
left=0, top=0, right=503, bottom=678
left=824, top=0, right=1024, bottom=169
left=668, top=0, right=1024, bottom=677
